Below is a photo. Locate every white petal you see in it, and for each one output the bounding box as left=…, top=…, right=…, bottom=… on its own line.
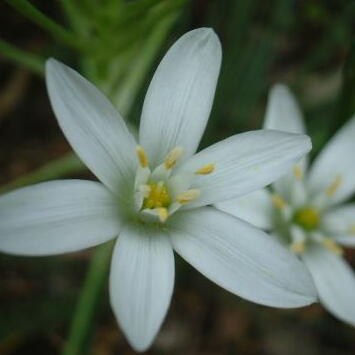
left=0, top=180, right=121, bottom=256
left=178, top=130, right=311, bottom=208
left=167, top=172, right=195, bottom=200
left=110, top=224, right=174, bottom=352
left=139, top=28, right=222, bottom=167
left=46, top=59, right=137, bottom=194
left=290, top=178, right=308, bottom=208
left=308, top=115, right=355, bottom=205
left=302, top=246, right=355, bottom=326
left=333, top=236, right=355, bottom=247
left=322, top=204, right=355, bottom=246
left=170, top=207, right=317, bottom=308
left=214, top=189, right=273, bottom=229
left=263, top=84, right=309, bottom=199
left=264, top=84, right=306, bottom=134
left=271, top=162, right=308, bottom=202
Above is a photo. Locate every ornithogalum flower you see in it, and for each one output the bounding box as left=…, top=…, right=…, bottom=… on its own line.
left=0, top=30, right=316, bottom=351
left=217, top=84, right=355, bottom=327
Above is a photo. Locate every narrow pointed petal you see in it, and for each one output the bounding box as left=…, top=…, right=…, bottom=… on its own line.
left=322, top=204, right=355, bottom=246
left=170, top=207, right=317, bottom=308
left=46, top=59, right=137, bottom=194
left=302, top=246, right=355, bottom=326
left=178, top=130, right=311, bottom=208
left=0, top=180, right=121, bottom=255
left=264, top=84, right=306, bottom=134
left=273, top=166, right=305, bottom=202
left=139, top=28, right=222, bottom=167
left=308, top=115, right=355, bottom=205
left=214, top=189, right=273, bottom=229
left=264, top=84, right=308, bottom=199
left=110, top=224, right=174, bottom=352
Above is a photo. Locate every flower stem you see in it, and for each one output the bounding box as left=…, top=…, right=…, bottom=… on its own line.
left=62, top=241, right=114, bottom=355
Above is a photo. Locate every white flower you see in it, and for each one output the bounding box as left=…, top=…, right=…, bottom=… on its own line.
left=0, top=30, right=316, bottom=351
left=217, top=84, right=355, bottom=327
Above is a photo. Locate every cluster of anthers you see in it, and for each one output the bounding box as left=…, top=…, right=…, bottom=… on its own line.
left=134, top=145, right=214, bottom=223
left=271, top=166, right=344, bottom=256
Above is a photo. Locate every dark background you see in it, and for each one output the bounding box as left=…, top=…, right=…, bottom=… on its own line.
left=1, top=0, right=355, bottom=354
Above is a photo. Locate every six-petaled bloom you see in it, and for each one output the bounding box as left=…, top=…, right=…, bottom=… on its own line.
left=217, top=84, right=355, bottom=327
left=0, top=29, right=317, bottom=352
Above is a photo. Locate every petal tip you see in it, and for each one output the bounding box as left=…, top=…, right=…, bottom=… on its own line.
left=303, top=134, right=312, bottom=153
left=269, top=84, right=296, bottom=107
left=272, top=82, right=288, bottom=91
left=190, top=27, right=215, bottom=36
left=187, top=27, right=221, bottom=52
left=129, top=339, right=153, bottom=353
left=45, top=57, right=62, bottom=73
left=45, top=58, right=69, bottom=85
left=290, top=132, right=312, bottom=154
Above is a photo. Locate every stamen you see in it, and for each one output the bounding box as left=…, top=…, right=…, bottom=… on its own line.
left=156, top=207, right=168, bottom=223
left=326, top=175, right=342, bottom=197
left=177, top=189, right=200, bottom=204
left=271, top=194, right=286, bottom=210
left=195, top=163, right=215, bottom=175
left=136, top=145, right=149, bottom=168
left=164, top=147, right=183, bottom=170
left=143, top=181, right=171, bottom=209
left=293, top=207, right=319, bottom=231
left=290, top=241, right=305, bottom=254
left=322, top=238, right=343, bottom=255
left=293, top=166, right=303, bottom=180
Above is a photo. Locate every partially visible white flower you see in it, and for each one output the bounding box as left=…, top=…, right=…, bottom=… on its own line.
left=0, top=30, right=315, bottom=352
left=216, top=84, right=355, bottom=327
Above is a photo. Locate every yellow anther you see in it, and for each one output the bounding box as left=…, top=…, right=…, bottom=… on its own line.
left=290, top=241, right=305, bottom=254
left=348, top=224, right=355, bottom=235
left=143, top=181, right=171, bottom=209
left=156, top=207, right=169, bottom=223
left=164, top=147, right=183, bottom=170
left=177, top=189, right=200, bottom=204
left=293, top=207, right=320, bottom=231
left=136, top=145, right=149, bottom=168
left=293, top=166, right=303, bottom=180
left=195, top=163, right=215, bottom=175
left=271, top=194, right=286, bottom=210
left=326, top=175, right=342, bottom=197
left=322, top=238, right=343, bottom=255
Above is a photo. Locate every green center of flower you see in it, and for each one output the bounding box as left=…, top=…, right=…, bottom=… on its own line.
left=135, top=145, right=214, bottom=223
left=293, top=207, right=320, bottom=231
left=143, top=181, right=171, bottom=209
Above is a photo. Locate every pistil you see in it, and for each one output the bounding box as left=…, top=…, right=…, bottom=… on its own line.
left=143, top=181, right=171, bottom=209
left=293, top=207, right=320, bottom=231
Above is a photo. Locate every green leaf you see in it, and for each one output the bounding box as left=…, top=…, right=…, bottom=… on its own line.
left=5, top=0, right=86, bottom=51
left=0, top=38, right=44, bottom=75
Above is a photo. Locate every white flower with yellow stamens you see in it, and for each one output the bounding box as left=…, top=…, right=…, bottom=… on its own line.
left=0, top=30, right=315, bottom=352
left=216, top=84, right=355, bottom=327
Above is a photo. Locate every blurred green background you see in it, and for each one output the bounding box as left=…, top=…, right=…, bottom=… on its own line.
left=1, top=0, right=355, bottom=354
